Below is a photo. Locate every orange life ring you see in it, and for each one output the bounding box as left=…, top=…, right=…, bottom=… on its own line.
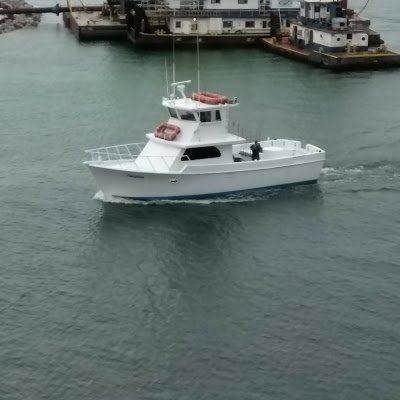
left=154, top=122, right=181, bottom=141
left=192, top=92, right=229, bottom=105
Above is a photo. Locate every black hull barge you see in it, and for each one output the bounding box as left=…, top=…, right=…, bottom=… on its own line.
left=262, top=0, right=400, bottom=70
left=261, top=37, right=400, bottom=70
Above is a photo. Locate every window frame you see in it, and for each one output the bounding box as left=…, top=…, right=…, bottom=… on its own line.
left=181, top=146, right=222, bottom=162
left=197, top=110, right=222, bottom=124
left=168, top=108, right=179, bottom=119
left=177, top=110, right=197, bottom=121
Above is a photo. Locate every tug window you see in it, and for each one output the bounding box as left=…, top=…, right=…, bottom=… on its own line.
left=181, top=146, right=221, bottom=161
left=216, top=110, right=221, bottom=121
left=178, top=110, right=196, bottom=121
left=168, top=108, right=178, bottom=118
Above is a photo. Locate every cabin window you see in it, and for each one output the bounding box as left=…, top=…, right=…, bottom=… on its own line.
left=262, top=21, right=267, bottom=29
left=337, top=37, right=341, bottom=41
left=168, top=108, right=178, bottom=118
left=245, top=21, right=255, bottom=28
left=175, top=21, right=181, bottom=28
left=178, top=110, right=196, bottom=121
left=362, top=36, right=366, bottom=41
left=238, top=0, right=248, bottom=4
left=199, top=111, right=212, bottom=123
left=198, top=110, right=222, bottom=123
left=347, top=33, right=353, bottom=40
left=223, top=20, right=233, bottom=28
left=181, top=147, right=221, bottom=161
left=211, top=0, right=220, bottom=3
left=314, top=5, right=320, bottom=13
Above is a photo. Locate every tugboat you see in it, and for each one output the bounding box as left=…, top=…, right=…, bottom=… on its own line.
left=84, top=80, right=325, bottom=200
left=262, top=0, right=400, bottom=69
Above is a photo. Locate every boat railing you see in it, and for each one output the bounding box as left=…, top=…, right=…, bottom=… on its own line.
left=85, top=142, right=183, bottom=172
left=234, top=139, right=323, bottom=158
left=85, top=143, right=146, bottom=162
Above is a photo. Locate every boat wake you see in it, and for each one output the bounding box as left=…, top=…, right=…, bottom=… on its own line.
left=320, top=162, right=400, bottom=193
left=93, top=186, right=316, bottom=205
left=321, top=161, right=400, bottom=180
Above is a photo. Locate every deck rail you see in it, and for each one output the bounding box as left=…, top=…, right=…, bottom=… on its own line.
left=85, top=142, right=146, bottom=162
left=85, top=142, right=183, bottom=172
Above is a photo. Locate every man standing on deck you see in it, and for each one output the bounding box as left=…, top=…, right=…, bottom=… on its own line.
left=250, top=140, right=262, bottom=161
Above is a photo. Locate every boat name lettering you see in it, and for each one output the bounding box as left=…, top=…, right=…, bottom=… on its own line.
left=127, top=174, right=145, bottom=179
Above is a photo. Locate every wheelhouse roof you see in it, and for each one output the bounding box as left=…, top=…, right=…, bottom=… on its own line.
left=162, top=97, right=239, bottom=111
left=147, top=133, right=246, bottom=148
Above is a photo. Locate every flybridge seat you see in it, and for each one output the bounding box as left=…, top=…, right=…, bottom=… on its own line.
left=192, top=92, right=229, bottom=105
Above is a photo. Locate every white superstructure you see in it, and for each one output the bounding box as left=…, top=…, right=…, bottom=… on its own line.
left=84, top=81, right=325, bottom=200
left=289, top=0, right=379, bottom=53
left=130, top=0, right=299, bottom=38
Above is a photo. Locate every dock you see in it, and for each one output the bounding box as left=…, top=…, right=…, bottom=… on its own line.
left=261, top=37, right=400, bottom=70
left=63, top=10, right=126, bottom=40
left=62, top=0, right=126, bottom=40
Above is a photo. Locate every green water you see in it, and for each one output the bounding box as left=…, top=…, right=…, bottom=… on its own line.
left=1, top=1, right=400, bottom=399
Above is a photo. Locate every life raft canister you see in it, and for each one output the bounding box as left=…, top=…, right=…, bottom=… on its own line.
left=192, top=92, right=229, bottom=105
left=154, top=122, right=181, bottom=141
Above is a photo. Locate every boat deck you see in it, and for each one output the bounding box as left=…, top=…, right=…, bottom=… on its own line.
left=65, top=10, right=127, bottom=40
left=261, top=37, right=400, bottom=70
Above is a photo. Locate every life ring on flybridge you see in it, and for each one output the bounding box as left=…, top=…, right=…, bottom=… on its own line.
left=154, top=122, right=181, bottom=141
left=192, top=92, right=229, bottom=105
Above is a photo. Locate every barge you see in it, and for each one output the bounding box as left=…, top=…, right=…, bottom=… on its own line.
left=126, top=0, right=299, bottom=46
left=261, top=0, right=400, bottom=69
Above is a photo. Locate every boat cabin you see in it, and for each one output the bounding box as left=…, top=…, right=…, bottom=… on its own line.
left=135, top=81, right=246, bottom=171
left=290, top=0, right=370, bottom=53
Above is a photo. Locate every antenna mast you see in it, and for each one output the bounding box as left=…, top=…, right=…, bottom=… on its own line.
left=172, top=33, right=176, bottom=96
left=165, top=57, right=169, bottom=97
left=195, top=17, right=200, bottom=93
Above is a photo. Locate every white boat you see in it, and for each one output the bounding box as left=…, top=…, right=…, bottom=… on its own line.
left=84, top=80, right=325, bottom=200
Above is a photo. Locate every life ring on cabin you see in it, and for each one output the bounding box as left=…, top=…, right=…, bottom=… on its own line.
left=154, top=122, right=181, bottom=141
left=192, top=92, right=229, bottom=105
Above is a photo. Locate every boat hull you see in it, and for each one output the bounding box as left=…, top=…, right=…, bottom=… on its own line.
left=86, top=158, right=325, bottom=200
